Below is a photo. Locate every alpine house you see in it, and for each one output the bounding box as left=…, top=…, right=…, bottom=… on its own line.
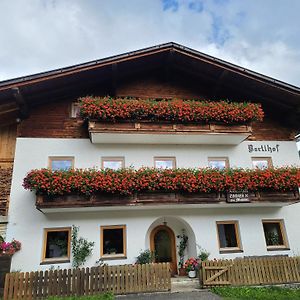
left=0, top=43, right=299, bottom=274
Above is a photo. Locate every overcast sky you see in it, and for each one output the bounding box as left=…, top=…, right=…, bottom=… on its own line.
left=1, top=0, right=300, bottom=87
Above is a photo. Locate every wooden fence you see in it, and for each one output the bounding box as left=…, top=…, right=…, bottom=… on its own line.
left=202, top=256, right=300, bottom=287
left=4, top=263, right=171, bottom=299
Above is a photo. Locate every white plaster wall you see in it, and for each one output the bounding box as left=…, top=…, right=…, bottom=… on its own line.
left=6, top=138, right=300, bottom=272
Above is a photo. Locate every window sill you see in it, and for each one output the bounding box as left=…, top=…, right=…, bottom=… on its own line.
left=40, top=259, right=70, bottom=265
left=219, top=248, right=243, bottom=254
left=267, top=246, right=290, bottom=251
left=101, top=254, right=127, bottom=260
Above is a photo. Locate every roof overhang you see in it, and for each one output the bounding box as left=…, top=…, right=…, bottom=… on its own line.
left=0, top=42, right=299, bottom=128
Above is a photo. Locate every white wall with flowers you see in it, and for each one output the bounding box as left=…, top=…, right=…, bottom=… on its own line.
left=6, top=138, right=300, bottom=272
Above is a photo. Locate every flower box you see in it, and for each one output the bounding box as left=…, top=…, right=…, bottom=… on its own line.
left=81, top=97, right=261, bottom=145
left=178, top=192, right=225, bottom=203
left=24, top=167, right=300, bottom=211
left=79, top=97, right=264, bottom=124
left=251, top=190, right=299, bottom=202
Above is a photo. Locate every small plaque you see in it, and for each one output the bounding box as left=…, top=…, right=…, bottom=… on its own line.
left=227, top=190, right=250, bottom=203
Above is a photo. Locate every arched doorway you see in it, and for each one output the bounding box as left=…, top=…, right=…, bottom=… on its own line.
left=150, top=225, right=177, bottom=275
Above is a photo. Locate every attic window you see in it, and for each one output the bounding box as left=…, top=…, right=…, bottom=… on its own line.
left=70, top=103, right=80, bottom=118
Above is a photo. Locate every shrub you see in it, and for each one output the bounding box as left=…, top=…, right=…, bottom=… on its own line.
left=136, top=249, right=156, bottom=264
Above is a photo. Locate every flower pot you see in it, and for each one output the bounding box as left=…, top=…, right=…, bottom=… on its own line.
left=178, top=267, right=187, bottom=276
left=188, top=270, right=196, bottom=278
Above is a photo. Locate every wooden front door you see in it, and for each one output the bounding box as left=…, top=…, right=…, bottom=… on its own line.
left=150, top=225, right=177, bottom=275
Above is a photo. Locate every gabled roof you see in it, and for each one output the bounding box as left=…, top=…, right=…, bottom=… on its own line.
left=0, top=42, right=299, bottom=93
left=0, top=42, right=299, bottom=128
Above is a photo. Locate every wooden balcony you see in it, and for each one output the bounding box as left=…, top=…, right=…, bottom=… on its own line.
left=36, top=189, right=300, bottom=213
left=88, top=121, right=252, bottom=145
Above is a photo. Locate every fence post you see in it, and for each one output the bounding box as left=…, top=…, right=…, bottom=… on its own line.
left=199, top=264, right=204, bottom=289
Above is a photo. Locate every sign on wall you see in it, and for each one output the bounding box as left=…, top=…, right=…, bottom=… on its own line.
left=248, top=144, right=279, bottom=154
left=227, top=190, right=250, bottom=203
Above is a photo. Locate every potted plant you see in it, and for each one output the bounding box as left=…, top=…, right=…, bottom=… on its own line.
left=197, top=245, right=210, bottom=265
left=177, top=230, right=188, bottom=276
left=0, top=238, right=21, bottom=256
left=136, top=249, right=156, bottom=264
left=184, top=257, right=199, bottom=278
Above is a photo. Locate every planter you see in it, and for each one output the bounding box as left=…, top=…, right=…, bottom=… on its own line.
left=178, top=267, right=187, bottom=276
left=188, top=270, right=196, bottom=278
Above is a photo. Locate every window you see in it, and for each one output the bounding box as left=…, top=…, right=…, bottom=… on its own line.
left=208, top=157, right=229, bottom=170
left=252, top=157, right=272, bottom=169
left=154, top=157, right=176, bottom=169
left=70, top=102, right=80, bottom=118
left=102, top=157, right=125, bottom=170
left=262, top=220, right=289, bottom=250
left=49, top=157, right=74, bottom=171
left=100, top=225, right=126, bottom=258
left=42, top=228, right=71, bottom=263
left=216, top=221, right=242, bottom=253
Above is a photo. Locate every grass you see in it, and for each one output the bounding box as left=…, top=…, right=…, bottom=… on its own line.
left=211, top=286, right=300, bottom=300
left=47, top=293, right=114, bottom=300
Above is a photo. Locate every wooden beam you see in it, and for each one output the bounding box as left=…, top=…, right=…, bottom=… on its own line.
left=172, top=64, right=293, bottom=109
left=163, top=49, right=175, bottom=82
left=11, top=87, right=30, bottom=118
left=110, top=63, right=118, bottom=97
left=212, top=70, right=229, bottom=99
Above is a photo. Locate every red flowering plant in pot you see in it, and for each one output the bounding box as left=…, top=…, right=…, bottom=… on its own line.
left=0, top=236, right=21, bottom=256
left=78, top=96, right=264, bottom=124
left=184, top=257, right=200, bottom=278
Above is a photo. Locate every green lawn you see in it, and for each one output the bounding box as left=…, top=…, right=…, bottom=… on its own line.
left=211, top=286, right=300, bottom=300
left=47, top=293, right=114, bottom=300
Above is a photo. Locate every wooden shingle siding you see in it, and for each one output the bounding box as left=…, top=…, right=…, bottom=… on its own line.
left=16, top=79, right=295, bottom=140
left=0, top=222, right=7, bottom=238
left=0, top=168, right=12, bottom=216
left=0, top=125, right=17, bottom=168
left=116, top=75, right=207, bottom=99
left=18, top=100, right=88, bottom=139
left=249, top=118, right=295, bottom=141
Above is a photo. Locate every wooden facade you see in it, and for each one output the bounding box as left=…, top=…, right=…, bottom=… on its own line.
left=0, top=125, right=17, bottom=168
left=0, top=125, right=17, bottom=216
left=14, top=98, right=296, bottom=142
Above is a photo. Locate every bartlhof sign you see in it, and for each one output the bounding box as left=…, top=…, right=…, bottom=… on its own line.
left=248, top=144, right=279, bottom=154
left=227, top=190, right=250, bottom=203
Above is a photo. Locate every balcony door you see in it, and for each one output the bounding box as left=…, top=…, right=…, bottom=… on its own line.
left=150, top=225, right=177, bottom=276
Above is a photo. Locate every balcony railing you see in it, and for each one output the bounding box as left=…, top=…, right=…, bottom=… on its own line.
left=24, top=167, right=300, bottom=212
left=36, top=190, right=300, bottom=212
left=88, top=121, right=253, bottom=144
